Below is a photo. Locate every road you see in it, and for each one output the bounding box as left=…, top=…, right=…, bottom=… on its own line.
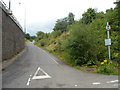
left=2, top=43, right=119, bottom=88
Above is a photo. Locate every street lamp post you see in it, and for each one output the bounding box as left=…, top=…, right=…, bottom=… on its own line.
left=9, top=0, right=11, bottom=9
left=7, top=0, right=12, bottom=15
left=24, top=5, right=26, bottom=34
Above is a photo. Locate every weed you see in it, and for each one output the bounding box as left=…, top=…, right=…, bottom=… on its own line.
left=96, top=60, right=118, bottom=75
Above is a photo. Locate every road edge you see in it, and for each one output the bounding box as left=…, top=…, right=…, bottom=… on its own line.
left=1, top=45, right=27, bottom=71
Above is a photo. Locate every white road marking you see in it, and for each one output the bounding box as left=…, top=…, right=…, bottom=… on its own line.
left=75, top=85, right=77, bottom=87
left=92, top=82, right=101, bottom=85
left=107, top=80, right=119, bottom=84
left=42, top=50, right=59, bottom=64
left=92, top=80, right=119, bottom=86
left=27, top=75, right=32, bottom=86
left=113, top=83, right=120, bottom=87
left=48, top=54, right=59, bottom=65
left=32, top=67, right=51, bottom=80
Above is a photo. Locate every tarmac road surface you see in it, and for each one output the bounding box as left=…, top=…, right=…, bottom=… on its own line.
left=2, top=43, right=119, bottom=88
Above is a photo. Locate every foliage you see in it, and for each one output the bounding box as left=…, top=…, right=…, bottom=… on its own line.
left=81, top=8, right=96, bottom=24
left=35, top=5, right=119, bottom=75
left=36, top=31, right=45, bottom=40
left=53, top=12, right=75, bottom=32
left=25, top=33, right=31, bottom=40
left=51, top=30, right=62, bottom=38
left=25, top=33, right=36, bottom=42
left=40, top=40, right=46, bottom=46
left=30, top=36, right=37, bottom=41
left=68, top=12, right=75, bottom=25
left=97, top=60, right=118, bottom=75
left=63, top=20, right=107, bottom=65
left=53, top=17, right=68, bottom=32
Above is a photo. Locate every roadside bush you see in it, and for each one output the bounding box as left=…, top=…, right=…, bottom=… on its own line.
left=63, top=21, right=106, bottom=66
left=96, top=60, right=118, bottom=75
left=40, top=40, right=46, bottom=46
left=51, top=30, right=62, bottom=38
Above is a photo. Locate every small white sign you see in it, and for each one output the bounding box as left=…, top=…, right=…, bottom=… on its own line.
left=105, top=39, right=111, bottom=46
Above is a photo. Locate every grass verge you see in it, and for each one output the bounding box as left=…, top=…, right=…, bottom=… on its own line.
left=34, top=42, right=119, bottom=75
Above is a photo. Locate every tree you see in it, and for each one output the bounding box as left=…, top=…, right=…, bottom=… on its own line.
left=30, top=36, right=37, bottom=41
left=36, top=31, right=45, bottom=40
left=82, top=8, right=96, bottom=24
left=53, top=17, right=68, bottom=32
left=105, top=1, right=120, bottom=31
left=114, top=1, right=120, bottom=9
left=53, top=12, right=75, bottom=32
left=114, top=1, right=120, bottom=30
left=25, top=33, right=31, bottom=40
left=68, top=12, right=75, bottom=25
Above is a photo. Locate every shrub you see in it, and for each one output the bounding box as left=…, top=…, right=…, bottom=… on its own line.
left=51, top=30, right=62, bottom=38
left=63, top=22, right=104, bottom=66
left=40, top=40, right=46, bottom=46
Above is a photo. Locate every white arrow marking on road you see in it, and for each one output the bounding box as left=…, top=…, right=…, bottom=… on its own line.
left=27, top=75, right=32, bottom=86
left=107, top=80, right=119, bottom=84
left=32, top=67, right=51, bottom=80
left=92, top=82, right=101, bottom=85
left=75, top=85, right=78, bottom=87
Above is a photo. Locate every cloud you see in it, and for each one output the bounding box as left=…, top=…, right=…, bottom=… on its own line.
left=27, top=20, right=56, bottom=36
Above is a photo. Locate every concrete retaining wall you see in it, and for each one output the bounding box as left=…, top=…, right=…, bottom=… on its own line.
left=0, top=1, right=25, bottom=61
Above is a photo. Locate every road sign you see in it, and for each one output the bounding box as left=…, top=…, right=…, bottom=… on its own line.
left=105, top=22, right=111, bottom=60
left=106, top=25, right=111, bottom=31
left=105, top=38, right=111, bottom=46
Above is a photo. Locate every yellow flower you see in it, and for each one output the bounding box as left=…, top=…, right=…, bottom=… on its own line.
left=101, top=62, right=104, bottom=65
left=104, top=60, right=107, bottom=63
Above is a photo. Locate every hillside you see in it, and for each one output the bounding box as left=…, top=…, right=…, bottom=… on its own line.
left=32, top=2, right=120, bottom=75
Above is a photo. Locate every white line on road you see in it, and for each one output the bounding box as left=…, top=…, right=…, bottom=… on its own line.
left=113, top=83, right=120, bottom=87
left=42, top=50, right=59, bottom=65
left=75, top=85, right=78, bottom=87
left=92, top=82, right=101, bottom=85
left=107, top=80, right=119, bottom=84
left=33, top=67, right=40, bottom=77
left=32, top=67, right=51, bottom=80
left=27, top=75, right=32, bottom=86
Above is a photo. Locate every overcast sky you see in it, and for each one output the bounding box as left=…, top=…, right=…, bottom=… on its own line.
left=2, top=0, right=116, bottom=35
